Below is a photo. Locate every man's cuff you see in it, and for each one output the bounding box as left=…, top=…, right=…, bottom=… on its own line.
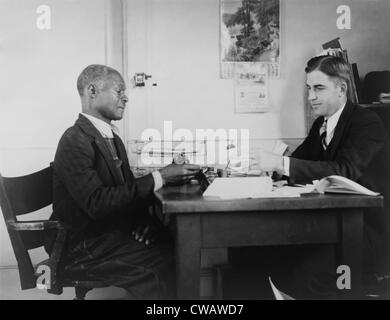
left=152, top=170, right=164, bottom=191
left=283, top=156, right=290, bottom=177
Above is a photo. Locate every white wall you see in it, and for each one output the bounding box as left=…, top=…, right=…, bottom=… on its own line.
left=0, top=0, right=125, bottom=267
left=125, top=0, right=390, bottom=143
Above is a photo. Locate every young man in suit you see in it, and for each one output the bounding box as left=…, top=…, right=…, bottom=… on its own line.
left=260, top=55, right=388, bottom=185
left=48, top=64, right=200, bottom=299
left=257, top=55, right=390, bottom=297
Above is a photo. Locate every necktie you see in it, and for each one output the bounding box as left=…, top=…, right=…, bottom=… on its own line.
left=319, top=119, right=328, bottom=150
left=104, top=137, right=125, bottom=183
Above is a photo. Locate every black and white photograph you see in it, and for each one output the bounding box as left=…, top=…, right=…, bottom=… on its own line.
left=1, top=0, right=390, bottom=306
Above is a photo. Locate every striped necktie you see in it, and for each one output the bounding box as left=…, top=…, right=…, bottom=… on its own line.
left=104, top=137, right=125, bottom=183
left=319, top=119, right=328, bottom=150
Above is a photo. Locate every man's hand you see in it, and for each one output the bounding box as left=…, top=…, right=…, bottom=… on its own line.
left=159, top=163, right=200, bottom=185
left=258, top=150, right=285, bottom=175
left=131, top=216, right=164, bottom=246
left=132, top=225, right=154, bottom=246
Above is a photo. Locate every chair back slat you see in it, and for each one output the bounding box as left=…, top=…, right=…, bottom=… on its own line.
left=0, top=166, right=53, bottom=290
left=2, top=167, right=53, bottom=216
left=6, top=231, right=37, bottom=289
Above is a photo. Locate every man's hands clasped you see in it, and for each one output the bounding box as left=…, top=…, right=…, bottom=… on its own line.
left=132, top=221, right=159, bottom=246
left=131, top=214, right=167, bottom=246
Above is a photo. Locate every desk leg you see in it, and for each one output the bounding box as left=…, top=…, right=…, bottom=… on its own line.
left=338, top=209, right=364, bottom=299
left=174, top=214, right=201, bottom=299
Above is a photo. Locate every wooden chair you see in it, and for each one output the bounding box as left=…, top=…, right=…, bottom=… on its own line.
left=0, top=166, right=108, bottom=299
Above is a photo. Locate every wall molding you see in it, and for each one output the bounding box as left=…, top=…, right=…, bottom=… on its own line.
left=0, top=147, right=56, bottom=151
left=0, top=265, right=17, bottom=270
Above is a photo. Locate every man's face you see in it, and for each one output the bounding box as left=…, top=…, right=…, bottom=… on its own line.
left=306, top=70, right=343, bottom=118
left=92, top=74, right=128, bottom=122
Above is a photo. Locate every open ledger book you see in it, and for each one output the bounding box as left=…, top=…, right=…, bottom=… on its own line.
left=313, top=175, right=380, bottom=196
left=201, top=176, right=379, bottom=200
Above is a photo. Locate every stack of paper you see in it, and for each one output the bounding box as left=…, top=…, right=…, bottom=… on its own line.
left=202, top=177, right=315, bottom=199
left=202, top=177, right=273, bottom=199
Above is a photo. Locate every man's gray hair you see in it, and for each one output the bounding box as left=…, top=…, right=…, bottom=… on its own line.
left=77, top=64, right=122, bottom=96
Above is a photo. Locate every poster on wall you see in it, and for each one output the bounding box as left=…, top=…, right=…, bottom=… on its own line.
left=220, top=0, right=280, bottom=79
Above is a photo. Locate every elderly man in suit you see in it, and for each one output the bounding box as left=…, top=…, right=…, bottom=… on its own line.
left=48, top=64, right=200, bottom=299
left=258, top=55, right=390, bottom=297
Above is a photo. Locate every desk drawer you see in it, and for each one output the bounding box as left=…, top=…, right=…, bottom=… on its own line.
left=201, top=210, right=339, bottom=248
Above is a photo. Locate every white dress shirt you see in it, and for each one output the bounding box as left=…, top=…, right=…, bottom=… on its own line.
left=81, top=113, right=163, bottom=190
left=283, top=102, right=346, bottom=176
left=324, top=103, right=346, bottom=146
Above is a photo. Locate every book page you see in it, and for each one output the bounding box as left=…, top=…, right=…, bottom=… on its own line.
left=314, top=175, right=380, bottom=196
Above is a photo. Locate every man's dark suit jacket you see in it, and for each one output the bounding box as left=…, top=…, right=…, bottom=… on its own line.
left=290, top=101, right=390, bottom=231
left=50, top=114, right=155, bottom=248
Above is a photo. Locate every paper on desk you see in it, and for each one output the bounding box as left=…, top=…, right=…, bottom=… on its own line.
left=203, top=178, right=315, bottom=199
left=271, top=184, right=315, bottom=197
left=203, top=177, right=273, bottom=199
left=272, top=140, right=288, bottom=156
left=269, top=277, right=295, bottom=300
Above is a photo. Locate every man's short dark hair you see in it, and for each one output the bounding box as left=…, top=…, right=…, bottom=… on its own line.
left=77, top=64, right=122, bottom=97
left=305, top=55, right=352, bottom=100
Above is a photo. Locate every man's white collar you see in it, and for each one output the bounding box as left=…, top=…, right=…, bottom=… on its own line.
left=81, top=113, right=119, bottom=138
left=325, top=102, right=346, bottom=134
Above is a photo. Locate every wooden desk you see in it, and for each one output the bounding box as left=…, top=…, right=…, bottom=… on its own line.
left=154, top=184, right=383, bottom=299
